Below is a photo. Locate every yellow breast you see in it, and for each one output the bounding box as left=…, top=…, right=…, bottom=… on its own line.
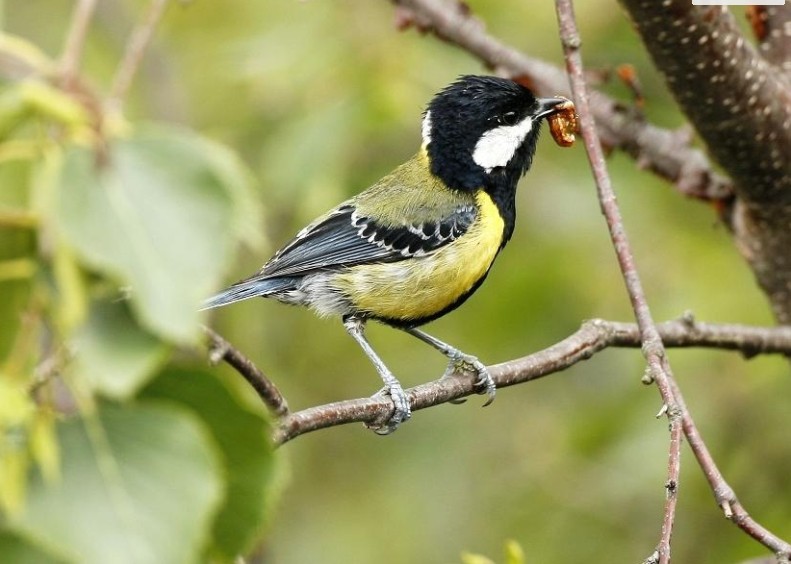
left=333, top=191, right=505, bottom=323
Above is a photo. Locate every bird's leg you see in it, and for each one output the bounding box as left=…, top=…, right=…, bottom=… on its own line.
left=402, top=327, right=496, bottom=406
left=343, top=316, right=411, bottom=434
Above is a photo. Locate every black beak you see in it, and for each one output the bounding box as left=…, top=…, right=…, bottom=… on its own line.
left=535, top=97, right=570, bottom=119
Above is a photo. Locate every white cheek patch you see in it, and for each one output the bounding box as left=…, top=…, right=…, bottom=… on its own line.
left=472, top=117, right=534, bottom=172
left=421, top=111, right=433, bottom=147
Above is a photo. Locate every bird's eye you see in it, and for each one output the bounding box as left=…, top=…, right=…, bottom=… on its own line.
left=499, top=111, right=519, bottom=126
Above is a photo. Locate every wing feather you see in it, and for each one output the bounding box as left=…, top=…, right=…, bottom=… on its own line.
left=258, top=203, right=477, bottom=278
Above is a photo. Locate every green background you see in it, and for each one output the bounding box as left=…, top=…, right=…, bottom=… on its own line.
left=5, top=1, right=789, bottom=562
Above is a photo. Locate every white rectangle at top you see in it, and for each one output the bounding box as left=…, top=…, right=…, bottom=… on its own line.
left=692, top=0, right=784, bottom=4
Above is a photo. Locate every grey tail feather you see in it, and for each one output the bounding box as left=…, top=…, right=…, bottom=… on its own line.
left=201, top=277, right=298, bottom=310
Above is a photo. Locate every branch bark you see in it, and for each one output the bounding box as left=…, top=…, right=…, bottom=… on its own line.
left=751, top=5, right=791, bottom=77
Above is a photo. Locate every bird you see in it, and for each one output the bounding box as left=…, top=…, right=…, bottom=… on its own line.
left=203, top=75, right=568, bottom=434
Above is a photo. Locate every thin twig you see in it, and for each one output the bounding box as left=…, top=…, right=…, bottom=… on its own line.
left=554, top=1, right=681, bottom=560
left=58, top=0, right=98, bottom=89
left=203, top=326, right=289, bottom=417
left=270, top=318, right=791, bottom=445
left=108, top=0, right=170, bottom=113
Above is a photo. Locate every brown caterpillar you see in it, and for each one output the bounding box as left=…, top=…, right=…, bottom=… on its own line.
left=547, top=99, right=578, bottom=147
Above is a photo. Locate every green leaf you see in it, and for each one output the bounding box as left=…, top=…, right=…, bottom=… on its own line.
left=51, top=243, right=88, bottom=334
left=0, top=274, right=33, bottom=363
left=50, top=125, right=261, bottom=344
left=142, top=367, right=276, bottom=560
left=69, top=299, right=169, bottom=399
left=19, top=81, right=89, bottom=130
left=460, top=552, right=496, bottom=564
left=0, top=33, right=55, bottom=77
left=460, top=540, right=525, bottom=564
left=0, top=87, right=31, bottom=141
left=0, top=380, right=34, bottom=513
left=192, top=135, right=265, bottom=252
left=0, top=530, right=69, bottom=564
left=0, top=151, right=36, bottom=233
left=504, top=540, right=526, bottom=564
left=7, top=404, right=224, bottom=564
left=0, top=155, right=36, bottom=357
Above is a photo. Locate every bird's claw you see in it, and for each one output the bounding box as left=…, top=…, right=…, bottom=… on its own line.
left=366, top=384, right=412, bottom=435
left=444, top=352, right=496, bottom=406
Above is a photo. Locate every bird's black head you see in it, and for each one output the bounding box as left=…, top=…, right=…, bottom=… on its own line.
left=422, top=75, right=566, bottom=193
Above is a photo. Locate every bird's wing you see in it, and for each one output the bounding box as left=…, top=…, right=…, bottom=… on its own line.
left=258, top=202, right=478, bottom=278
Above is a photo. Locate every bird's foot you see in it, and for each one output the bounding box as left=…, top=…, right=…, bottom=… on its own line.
left=443, top=351, right=496, bottom=406
left=366, top=383, right=412, bottom=435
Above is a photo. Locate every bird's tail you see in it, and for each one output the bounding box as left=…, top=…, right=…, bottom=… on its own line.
left=201, top=276, right=297, bottom=310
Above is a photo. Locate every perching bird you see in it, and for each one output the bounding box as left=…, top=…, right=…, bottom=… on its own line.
left=204, top=75, right=568, bottom=434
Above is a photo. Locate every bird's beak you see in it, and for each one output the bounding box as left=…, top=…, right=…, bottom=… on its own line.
left=535, top=97, right=571, bottom=119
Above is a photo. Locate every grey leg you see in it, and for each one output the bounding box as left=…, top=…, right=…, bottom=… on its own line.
left=343, top=316, right=411, bottom=434
left=403, top=327, right=496, bottom=406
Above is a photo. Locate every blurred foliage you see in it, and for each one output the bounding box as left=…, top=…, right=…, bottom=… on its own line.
left=0, top=3, right=275, bottom=562
left=462, top=539, right=525, bottom=564
left=1, top=0, right=789, bottom=563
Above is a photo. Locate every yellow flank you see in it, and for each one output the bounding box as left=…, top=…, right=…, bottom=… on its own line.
left=334, top=190, right=505, bottom=322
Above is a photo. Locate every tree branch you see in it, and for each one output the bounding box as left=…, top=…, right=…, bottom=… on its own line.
left=270, top=318, right=791, bottom=445
left=555, top=1, right=682, bottom=559
left=58, top=0, right=98, bottom=90
left=390, top=0, right=733, bottom=204
left=203, top=326, right=289, bottom=417
left=108, top=0, right=170, bottom=113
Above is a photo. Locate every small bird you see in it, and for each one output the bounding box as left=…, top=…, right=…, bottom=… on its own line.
left=204, top=75, right=567, bottom=434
